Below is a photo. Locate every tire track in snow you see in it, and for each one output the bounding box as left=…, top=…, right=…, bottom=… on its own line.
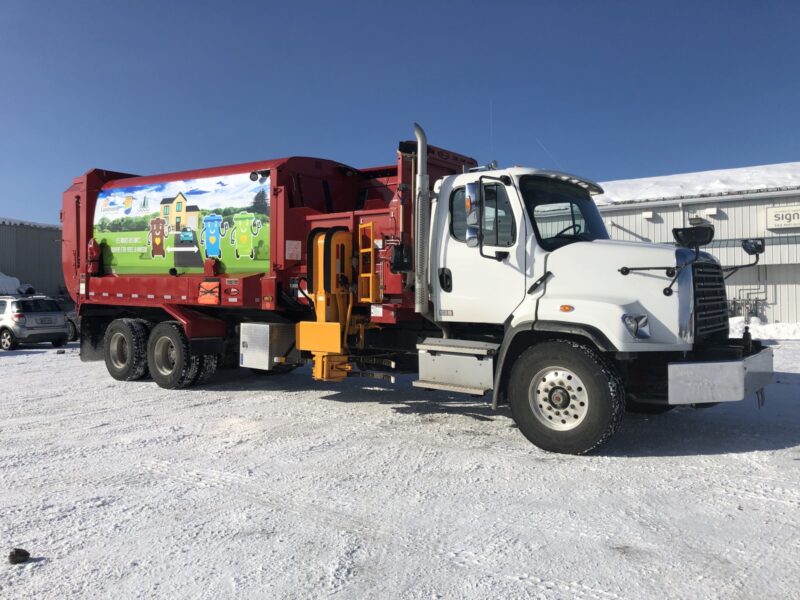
left=145, top=459, right=623, bottom=600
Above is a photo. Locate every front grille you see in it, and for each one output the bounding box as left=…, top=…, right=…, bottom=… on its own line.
left=692, top=262, right=729, bottom=340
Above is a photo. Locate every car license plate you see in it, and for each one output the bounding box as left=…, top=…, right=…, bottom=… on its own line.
left=40, top=318, right=53, bottom=325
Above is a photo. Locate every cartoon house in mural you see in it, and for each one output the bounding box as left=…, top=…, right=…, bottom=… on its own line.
left=159, top=192, right=200, bottom=231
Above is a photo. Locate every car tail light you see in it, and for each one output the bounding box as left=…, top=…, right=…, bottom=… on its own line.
left=11, top=313, right=26, bottom=324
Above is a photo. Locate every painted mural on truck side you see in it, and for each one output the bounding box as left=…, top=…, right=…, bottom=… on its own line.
left=93, top=172, right=270, bottom=275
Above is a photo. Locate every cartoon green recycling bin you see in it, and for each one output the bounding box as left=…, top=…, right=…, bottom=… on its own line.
left=200, top=213, right=229, bottom=259
left=230, top=212, right=262, bottom=259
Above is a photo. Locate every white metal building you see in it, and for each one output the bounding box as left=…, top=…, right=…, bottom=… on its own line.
left=595, top=163, right=800, bottom=323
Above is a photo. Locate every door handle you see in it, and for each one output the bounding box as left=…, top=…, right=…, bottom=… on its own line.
left=439, top=268, right=452, bottom=292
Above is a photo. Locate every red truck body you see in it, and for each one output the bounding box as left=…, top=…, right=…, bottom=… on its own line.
left=62, top=143, right=475, bottom=339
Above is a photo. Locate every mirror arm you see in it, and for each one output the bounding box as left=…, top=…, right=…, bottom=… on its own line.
left=723, top=253, right=760, bottom=280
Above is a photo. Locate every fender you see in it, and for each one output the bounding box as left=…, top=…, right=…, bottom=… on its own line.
left=491, top=320, right=617, bottom=409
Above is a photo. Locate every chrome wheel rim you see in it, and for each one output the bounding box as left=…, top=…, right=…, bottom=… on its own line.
left=153, top=336, right=177, bottom=377
left=109, top=332, right=129, bottom=369
left=529, top=366, right=589, bottom=431
left=1, top=331, right=10, bottom=349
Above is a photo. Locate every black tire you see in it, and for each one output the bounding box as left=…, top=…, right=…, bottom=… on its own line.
left=103, top=319, right=149, bottom=381
left=52, top=337, right=67, bottom=348
left=147, top=321, right=200, bottom=389
left=0, top=328, right=18, bottom=351
left=66, top=320, right=78, bottom=342
left=625, top=397, right=675, bottom=414
left=192, top=354, right=220, bottom=385
left=508, top=340, right=625, bottom=455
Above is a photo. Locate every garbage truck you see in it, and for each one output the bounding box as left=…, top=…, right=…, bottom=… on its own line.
left=60, top=124, right=773, bottom=454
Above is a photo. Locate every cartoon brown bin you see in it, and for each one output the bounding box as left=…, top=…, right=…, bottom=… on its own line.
left=147, top=217, right=167, bottom=258
left=198, top=279, right=220, bottom=305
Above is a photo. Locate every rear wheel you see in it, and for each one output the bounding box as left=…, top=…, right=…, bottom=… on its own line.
left=508, top=340, right=625, bottom=455
left=104, top=319, right=149, bottom=381
left=147, top=322, right=200, bottom=389
left=192, top=354, right=220, bottom=385
left=0, top=329, right=18, bottom=351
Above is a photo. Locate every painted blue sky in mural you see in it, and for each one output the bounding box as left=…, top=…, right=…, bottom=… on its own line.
left=96, top=173, right=270, bottom=221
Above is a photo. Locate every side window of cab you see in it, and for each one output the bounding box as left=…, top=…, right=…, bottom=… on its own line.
left=450, top=188, right=467, bottom=241
left=449, top=184, right=515, bottom=246
left=482, top=183, right=516, bottom=247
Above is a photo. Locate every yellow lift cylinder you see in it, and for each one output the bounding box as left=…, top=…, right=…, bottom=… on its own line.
left=296, top=229, right=354, bottom=381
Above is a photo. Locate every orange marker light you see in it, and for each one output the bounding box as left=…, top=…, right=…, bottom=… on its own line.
left=559, top=304, right=575, bottom=312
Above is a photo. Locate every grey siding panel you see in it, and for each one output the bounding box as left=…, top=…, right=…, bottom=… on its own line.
left=0, top=223, right=65, bottom=297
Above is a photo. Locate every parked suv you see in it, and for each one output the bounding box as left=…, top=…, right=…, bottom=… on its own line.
left=0, top=296, right=69, bottom=350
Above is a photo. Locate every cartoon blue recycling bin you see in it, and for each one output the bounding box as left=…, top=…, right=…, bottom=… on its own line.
left=200, top=214, right=228, bottom=259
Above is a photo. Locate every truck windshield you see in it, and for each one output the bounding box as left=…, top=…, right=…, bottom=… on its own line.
left=519, top=176, right=609, bottom=251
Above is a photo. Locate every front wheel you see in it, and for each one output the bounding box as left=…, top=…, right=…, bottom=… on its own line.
left=508, top=340, right=625, bottom=454
left=66, top=320, right=78, bottom=342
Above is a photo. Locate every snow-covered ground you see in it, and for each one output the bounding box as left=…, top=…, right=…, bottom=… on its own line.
left=2, top=343, right=799, bottom=599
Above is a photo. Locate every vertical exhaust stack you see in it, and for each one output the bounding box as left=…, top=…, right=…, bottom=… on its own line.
left=413, top=123, right=430, bottom=316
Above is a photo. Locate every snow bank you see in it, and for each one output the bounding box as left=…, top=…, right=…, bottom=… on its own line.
left=730, top=316, right=800, bottom=340
left=0, top=272, right=21, bottom=295
left=596, top=161, right=800, bottom=205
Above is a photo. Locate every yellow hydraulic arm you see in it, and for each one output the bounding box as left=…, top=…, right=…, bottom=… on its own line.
left=296, top=229, right=354, bottom=381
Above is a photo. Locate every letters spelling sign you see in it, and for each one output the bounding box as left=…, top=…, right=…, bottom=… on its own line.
left=767, top=205, right=800, bottom=229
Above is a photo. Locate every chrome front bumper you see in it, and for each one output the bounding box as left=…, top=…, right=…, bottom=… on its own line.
left=667, top=348, right=774, bottom=405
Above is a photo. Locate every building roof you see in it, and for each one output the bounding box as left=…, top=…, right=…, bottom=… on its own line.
left=160, top=197, right=174, bottom=205
left=595, top=161, right=800, bottom=206
left=0, top=216, right=60, bottom=229
left=186, top=205, right=199, bottom=212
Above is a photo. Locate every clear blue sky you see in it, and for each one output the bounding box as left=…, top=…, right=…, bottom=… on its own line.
left=2, top=0, right=799, bottom=224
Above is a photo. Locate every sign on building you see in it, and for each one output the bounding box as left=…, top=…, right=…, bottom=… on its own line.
left=766, top=205, right=800, bottom=229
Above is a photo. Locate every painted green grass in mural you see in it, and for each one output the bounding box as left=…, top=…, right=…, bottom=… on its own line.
left=95, top=229, right=270, bottom=275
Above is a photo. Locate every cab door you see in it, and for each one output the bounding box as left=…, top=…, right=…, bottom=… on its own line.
left=431, top=177, right=527, bottom=324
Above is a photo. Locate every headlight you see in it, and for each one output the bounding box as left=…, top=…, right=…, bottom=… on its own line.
left=622, top=314, right=651, bottom=339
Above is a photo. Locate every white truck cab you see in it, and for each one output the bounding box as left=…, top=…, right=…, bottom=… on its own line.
left=415, top=162, right=773, bottom=453
left=431, top=167, right=697, bottom=351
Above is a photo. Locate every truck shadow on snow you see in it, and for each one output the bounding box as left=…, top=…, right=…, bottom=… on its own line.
left=599, top=377, right=800, bottom=458
left=209, top=368, right=502, bottom=423
left=204, top=368, right=800, bottom=458
left=0, top=342, right=79, bottom=358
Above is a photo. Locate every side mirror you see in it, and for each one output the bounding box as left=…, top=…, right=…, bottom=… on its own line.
left=741, top=238, right=765, bottom=256
left=672, top=225, right=715, bottom=249
left=465, top=181, right=482, bottom=248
